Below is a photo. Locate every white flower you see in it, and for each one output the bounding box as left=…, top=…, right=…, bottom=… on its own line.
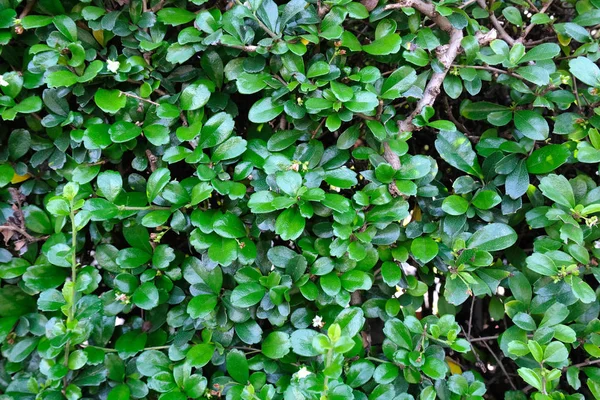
left=594, top=241, right=600, bottom=249
left=0, top=75, right=9, bottom=87
left=115, top=292, right=130, bottom=304
left=312, top=315, right=324, bottom=328
left=393, top=285, right=404, bottom=298
left=270, top=264, right=275, bottom=271
left=329, top=185, right=341, bottom=193
left=550, top=15, right=555, bottom=20
left=107, top=59, right=120, bottom=73
left=296, top=366, right=311, bottom=379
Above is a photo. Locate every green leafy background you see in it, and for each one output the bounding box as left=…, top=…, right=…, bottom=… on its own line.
left=1, top=0, right=600, bottom=399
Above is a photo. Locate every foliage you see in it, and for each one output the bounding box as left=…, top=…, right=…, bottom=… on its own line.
left=1, top=0, right=600, bottom=399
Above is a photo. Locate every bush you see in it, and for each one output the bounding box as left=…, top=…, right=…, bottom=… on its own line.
left=1, top=0, right=600, bottom=398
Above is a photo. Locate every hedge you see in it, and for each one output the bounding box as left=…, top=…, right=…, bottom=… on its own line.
left=1, top=0, right=600, bottom=399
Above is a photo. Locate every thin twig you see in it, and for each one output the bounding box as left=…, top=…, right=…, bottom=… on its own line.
left=476, top=0, right=515, bottom=45
left=452, top=64, right=526, bottom=81
left=120, top=91, right=159, bottom=106
left=481, top=339, right=518, bottom=391
left=220, top=42, right=258, bottom=52
left=382, top=0, right=494, bottom=197
left=468, top=296, right=475, bottom=340
left=568, top=359, right=600, bottom=369
left=571, top=74, right=583, bottom=112
left=0, top=225, right=35, bottom=242
left=517, top=0, right=554, bottom=43
left=18, top=0, right=36, bottom=19
left=150, top=0, right=166, bottom=13
left=311, top=118, right=326, bottom=139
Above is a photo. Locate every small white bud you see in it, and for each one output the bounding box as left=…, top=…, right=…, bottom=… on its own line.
left=312, top=315, right=325, bottom=328
left=107, top=59, right=120, bottom=73
left=296, top=366, right=311, bottom=379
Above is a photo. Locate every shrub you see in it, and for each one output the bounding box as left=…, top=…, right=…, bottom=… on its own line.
left=1, top=0, right=600, bottom=398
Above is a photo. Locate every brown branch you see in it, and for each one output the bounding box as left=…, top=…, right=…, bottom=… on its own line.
left=481, top=339, right=518, bottom=391
left=18, top=0, right=36, bottom=19
left=517, top=0, right=554, bottom=43
left=120, top=91, right=159, bottom=106
left=568, top=358, right=600, bottom=370
left=475, top=0, right=515, bottom=45
left=220, top=42, right=258, bottom=52
left=452, top=64, right=525, bottom=81
left=381, top=0, right=495, bottom=196
left=150, top=0, right=166, bottom=13
left=356, top=113, right=376, bottom=121
left=0, top=225, right=40, bottom=243
left=311, top=118, right=326, bottom=139
left=317, top=0, right=330, bottom=17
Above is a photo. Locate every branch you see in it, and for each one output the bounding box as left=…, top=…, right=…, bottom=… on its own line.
left=120, top=91, right=159, bottom=106
left=385, top=0, right=487, bottom=134
left=150, top=0, right=167, bottom=13
left=475, top=0, right=515, bottom=45
left=452, top=64, right=525, bottom=81
left=382, top=0, right=495, bottom=196
left=18, top=0, right=36, bottom=19
left=220, top=42, right=258, bottom=52
left=517, top=0, right=554, bottom=43
left=568, top=359, right=600, bottom=370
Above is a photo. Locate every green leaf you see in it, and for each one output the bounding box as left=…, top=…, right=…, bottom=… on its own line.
left=132, top=282, right=159, bottom=310
left=95, top=89, right=126, bottom=114
left=275, top=207, right=305, bottom=240
left=383, top=319, right=412, bottom=350
left=54, top=15, right=77, bottom=41
left=226, top=350, right=249, bottom=383
left=435, top=130, right=482, bottom=177
left=442, top=195, right=469, bottom=215
left=199, top=112, right=234, bottom=148
left=212, top=137, right=247, bottom=162
left=46, top=70, right=79, bottom=88
left=97, top=171, right=123, bottom=202
left=187, top=343, right=215, bottom=367
left=422, top=357, right=447, bottom=379
left=381, top=66, right=417, bottom=99
left=539, top=174, right=575, bottom=208
left=157, top=8, right=197, bottom=25
left=569, top=56, right=600, bottom=87
left=467, top=223, right=517, bottom=251
left=262, top=332, right=291, bottom=359
left=518, top=368, right=543, bottom=392
left=502, top=6, right=523, bottom=26
left=147, top=168, right=171, bottom=203
left=291, top=329, right=319, bottom=357
left=362, top=34, right=402, bottom=55
left=544, top=341, right=568, bottom=363
left=115, top=331, right=147, bottom=358
left=107, top=385, right=130, bottom=400
left=213, top=212, right=246, bottom=238
left=411, top=237, right=438, bottom=263
left=471, top=190, right=502, bottom=210
left=514, top=110, right=549, bottom=140
left=187, top=294, right=218, bottom=319
left=345, top=91, right=379, bottom=113
left=230, top=282, right=265, bottom=307
left=525, top=253, right=558, bottom=276
left=181, top=82, right=211, bottom=110
left=526, top=144, right=570, bottom=174
left=276, top=170, right=302, bottom=196
left=570, top=276, right=596, bottom=304
left=512, top=312, right=536, bottom=331
left=249, top=97, right=284, bottom=123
